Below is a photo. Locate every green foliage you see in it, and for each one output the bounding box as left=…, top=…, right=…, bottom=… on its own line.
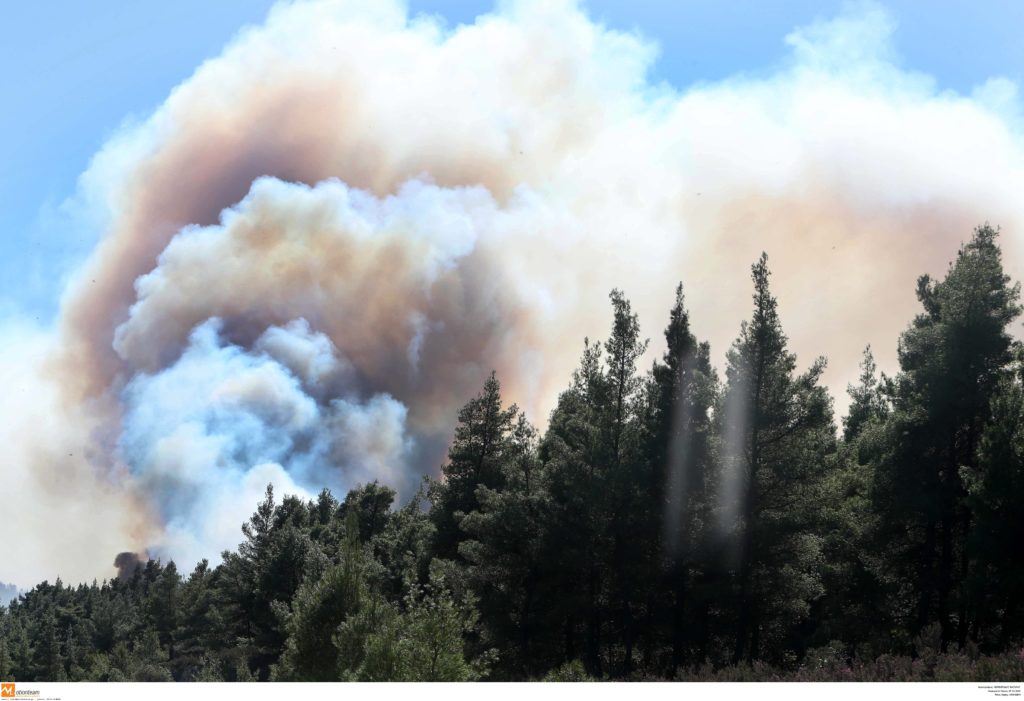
left=542, top=659, right=595, bottom=682
left=844, top=346, right=889, bottom=442
left=966, top=373, right=1024, bottom=644
left=720, top=252, right=835, bottom=664
left=392, top=565, right=493, bottom=681
left=430, top=372, right=523, bottom=560
left=272, top=511, right=367, bottom=681
left=340, top=482, right=396, bottom=543
left=873, top=225, right=1022, bottom=652
left=336, top=594, right=402, bottom=680
left=2, top=224, right=1023, bottom=682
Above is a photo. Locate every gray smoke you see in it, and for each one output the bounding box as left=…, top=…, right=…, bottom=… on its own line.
left=113, top=552, right=144, bottom=582
left=0, top=0, right=1022, bottom=587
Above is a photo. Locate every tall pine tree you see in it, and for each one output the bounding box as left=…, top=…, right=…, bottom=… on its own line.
left=722, top=253, right=834, bottom=664
left=874, top=225, right=1021, bottom=650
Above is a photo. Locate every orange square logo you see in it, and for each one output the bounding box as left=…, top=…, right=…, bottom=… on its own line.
left=1, top=682, right=14, bottom=698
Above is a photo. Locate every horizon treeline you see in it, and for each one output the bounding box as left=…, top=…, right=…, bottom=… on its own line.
left=1, top=224, right=1023, bottom=682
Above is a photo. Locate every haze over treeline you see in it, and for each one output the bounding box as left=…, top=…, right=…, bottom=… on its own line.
left=2, top=226, right=1022, bottom=682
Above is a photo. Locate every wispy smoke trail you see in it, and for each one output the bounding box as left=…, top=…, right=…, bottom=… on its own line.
left=1, top=0, right=1023, bottom=586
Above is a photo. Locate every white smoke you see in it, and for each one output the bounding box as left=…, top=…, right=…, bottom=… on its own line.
left=1, top=0, right=1023, bottom=587
left=119, top=318, right=414, bottom=566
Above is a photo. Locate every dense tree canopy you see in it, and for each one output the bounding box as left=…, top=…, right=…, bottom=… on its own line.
left=2, top=225, right=1022, bottom=682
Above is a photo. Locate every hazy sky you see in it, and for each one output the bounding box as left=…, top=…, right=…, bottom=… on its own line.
left=2, top=0, right=1022, bottom=319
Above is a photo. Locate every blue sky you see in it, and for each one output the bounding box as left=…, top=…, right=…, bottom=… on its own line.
left=1, top=0, right=1022, bottom=320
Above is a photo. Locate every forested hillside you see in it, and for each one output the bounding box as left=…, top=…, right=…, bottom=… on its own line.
left=1, top=225, right=1022, bottom=682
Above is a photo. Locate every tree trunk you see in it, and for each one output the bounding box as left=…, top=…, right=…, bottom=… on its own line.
left=956, top=509, right=972, bottom=650
left=564, top=615, right=576, bottom=664
left=586, top=565, right=601, bottom=677
left=699, top=593, right=711, bottom=664
left=916, top=519, right=936, bottom=631
left=623, top=598, right=634, bottom=677
left=748, top=605, right=761, bottom=664
left=732, top=487, right=757, bottom=665
left=519, top=570, right=536, bottom=674
left=671, top=568, right=686, bottom=673
left=939, top=514, right=953, bottom=652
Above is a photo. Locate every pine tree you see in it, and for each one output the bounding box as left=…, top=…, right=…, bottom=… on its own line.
left=173, top=560, right=221, bottom=680
left=394, top=565, right=491, bottom=681
left=335, top=592, right=401, bottom=680
left=460, top=413, right=551, bottom=677
left=963, top=367, right=1024, bottom=646
left=147, top=561, right=180, bottom=664
left=272, top=511, right=366, bottom=681
left=340, top=482, right=396, bottom=543
left=542, top=336, right=610, bottom=675
left=722, top=253, right=834, bottom=664
left=218, top=485, right=329, bottom=678
left=600, top=290, right=650, bottom=675
left=874, top=225, right=1021, bottom=650
left=430, top=372, right=520, bottom=560
left=541, top=290, right=652, bottom=676
left=646, top=283, right=719, bottom=671
left=0, top=644, right=8, bottom=682
left=843, top=346, right=889, bottom=442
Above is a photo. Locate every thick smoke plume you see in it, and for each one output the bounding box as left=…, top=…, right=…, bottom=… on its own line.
left=113, top=552, right=144, bottom=582
left=2, top=0, right=1023, bottom=587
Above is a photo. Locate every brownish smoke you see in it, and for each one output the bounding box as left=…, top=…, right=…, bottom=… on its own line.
left=2, top=0, right=1022, bottom=587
